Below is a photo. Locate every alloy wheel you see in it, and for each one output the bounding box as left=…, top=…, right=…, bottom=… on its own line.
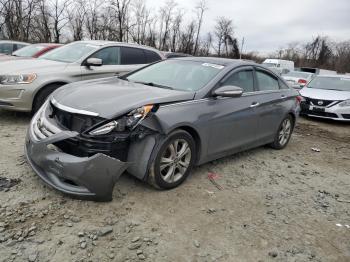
left=159, top=139, right=192, bottom=183
left=278, top=118, right=292, bottom=146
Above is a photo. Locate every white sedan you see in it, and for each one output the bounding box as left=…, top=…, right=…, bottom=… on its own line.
left=282, top=71, right=314, bottom=89
left=299, top=75, right=350, bottom=121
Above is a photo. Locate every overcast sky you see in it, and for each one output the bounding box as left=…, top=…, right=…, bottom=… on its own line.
left=150, top=0, right=350, bottom=54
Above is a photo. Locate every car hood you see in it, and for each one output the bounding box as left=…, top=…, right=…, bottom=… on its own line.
left=52, top=77, right=196, bottom=119
left=299, top=87, right=350, bottom=101
left=0, top=58, right=69, bottom=74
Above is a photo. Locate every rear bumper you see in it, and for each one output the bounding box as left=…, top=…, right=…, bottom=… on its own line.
left=25, top=127, right=129, bottom=201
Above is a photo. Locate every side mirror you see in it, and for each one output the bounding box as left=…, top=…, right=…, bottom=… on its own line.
left=213, top=85, right=243, bottom=98
left=85, top=58, right=103, bottom=67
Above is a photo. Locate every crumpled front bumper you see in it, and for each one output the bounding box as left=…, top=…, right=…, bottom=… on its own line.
left=25, top=126, right=129, bottom=202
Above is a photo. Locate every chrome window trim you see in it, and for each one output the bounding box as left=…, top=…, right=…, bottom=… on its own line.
left=160, top=90, right=284, bottom=108
left=51, top=97, right=99, bottom=117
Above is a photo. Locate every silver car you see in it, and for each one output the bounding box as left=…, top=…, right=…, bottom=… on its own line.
left=282, top=71, right=314, bottom=89
left=0, top=41, right=165, bottom=112
left=300, top=75, right=350, bottom=121
left=25, top=58, right=300, bottom=201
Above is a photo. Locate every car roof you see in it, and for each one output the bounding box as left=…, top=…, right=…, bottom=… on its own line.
left=288, top=71, right=314, bottom=75
left=316, top=74, right=350, bottom=79
left=71, top=40, right=165, bottom=57
left=0, top=40, right=30, bottom=45
left=32, top=43, right=63, bottom=46
left=171, top=56, right=251, bottom=66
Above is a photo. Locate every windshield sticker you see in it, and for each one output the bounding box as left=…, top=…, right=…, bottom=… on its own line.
left=202, top=63, right=224, bottom=70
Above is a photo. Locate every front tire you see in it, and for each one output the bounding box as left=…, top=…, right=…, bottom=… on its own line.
left=148, top=130, right=196, bottom=189
left=32, top=84, right=63, bottom=113
left=270, top=115, right=294, bottom=149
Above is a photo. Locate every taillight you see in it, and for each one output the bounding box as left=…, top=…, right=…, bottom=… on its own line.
left=298, top=79, right=307, bottom=85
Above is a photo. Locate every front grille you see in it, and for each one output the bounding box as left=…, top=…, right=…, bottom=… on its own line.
left=303, top=110, right=338, bottom=118
left=32, top=112, right=62, bottom=140
left=55, top=137, right=129, bottom=161
left=304, top=97, right=338, bottom=107
left=51, top=103, right=103, bottom=133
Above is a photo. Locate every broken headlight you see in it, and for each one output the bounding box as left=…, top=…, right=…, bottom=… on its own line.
left=89, top=105, right=154, bottom=136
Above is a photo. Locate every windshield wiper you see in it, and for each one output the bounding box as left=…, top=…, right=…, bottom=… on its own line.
left=133, top=81, right=174, bottom=90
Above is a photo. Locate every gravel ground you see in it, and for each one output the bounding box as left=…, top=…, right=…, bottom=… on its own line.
left=0, top=110, right=349, bottom=262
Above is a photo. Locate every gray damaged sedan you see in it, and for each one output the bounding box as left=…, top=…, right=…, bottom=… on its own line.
left=25, top=58, right=300, bottom=201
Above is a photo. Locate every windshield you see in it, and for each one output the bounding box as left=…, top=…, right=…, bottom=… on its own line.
left=285, top=72, right=312, bottom=78
left=12, top=45, right=46, bottom=57
left=126, top=60, right=224, bottom=91
left=307, top=76, right=350, bottom=91
left=39, top=42, right=98, bottom=63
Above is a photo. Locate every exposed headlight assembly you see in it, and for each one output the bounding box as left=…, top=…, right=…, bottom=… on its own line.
left=0, top=73, right=37, bottom=85
left=89, top=105, right=154, bottom=136
left=338, top=99, right=350, bottom=107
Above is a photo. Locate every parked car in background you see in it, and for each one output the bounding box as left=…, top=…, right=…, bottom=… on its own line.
left=163, top=52, right=192, bottom=59
left=299, top=75, right=350, bottom=121
left=262, top=59, right=294, bottom=74
left=282, top=71, right=314, bottom=89
left=0, top=43, right=62, bottom=62
left=25, top=58, right=299, bottom=201
left=0, top=41, right=165, bottom=113
left=0, top=40, right=29, bottom=55
left=296, top=67, right=337, bottom=75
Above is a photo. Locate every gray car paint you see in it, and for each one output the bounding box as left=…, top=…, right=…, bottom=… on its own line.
left=52, top=77, right=196, bottom=119
left=25, top=58, right=299, bottom=201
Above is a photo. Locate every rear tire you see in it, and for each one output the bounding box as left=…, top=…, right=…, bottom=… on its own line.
left=270, top=115, right=294, bottom=149
left=148, top=130, right=196, bottom=189
left=32, top=84, right=63, bottom=113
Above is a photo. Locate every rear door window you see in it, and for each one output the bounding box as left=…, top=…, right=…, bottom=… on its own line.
left=120, top=47, right=147, bottom=65
left=0, top=43, right=13, bottom=54
left=14, top=44, right=27, bottom=51
left=221, top=69, right=255, bottom=93
left=144, top=50, right=162, bottom=63
left=256, top=70, right=280, bottom=91
left=89, top=47, right=120, bottom=65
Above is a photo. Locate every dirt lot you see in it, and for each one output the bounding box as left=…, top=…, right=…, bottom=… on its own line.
left=0, top=110, right=349, bottom=262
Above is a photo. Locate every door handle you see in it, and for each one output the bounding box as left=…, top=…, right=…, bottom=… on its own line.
left=250, top=102, right=260, bottom=108
left=281, top=95, right=287, bottom=99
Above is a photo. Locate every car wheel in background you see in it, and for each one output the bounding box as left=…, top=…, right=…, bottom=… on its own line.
left=148, top=130, right=196, bottom=189
left=32, top=83, right=63, bottom=113
left=270, top=115, right=294, bottom=150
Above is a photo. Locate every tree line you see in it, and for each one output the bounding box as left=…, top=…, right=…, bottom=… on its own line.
left=0, top=0, right=239, bottom=57
left=0, top=0, right=349, bottom=72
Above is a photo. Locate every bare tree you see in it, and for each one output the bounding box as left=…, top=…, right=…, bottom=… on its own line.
left=35, top=0, right=52, bottom=42
left=110, top=0, right=131, bottom=42
left=333, top=41, right=350, bottom=73
left=214, top=16, right=235, bottom=56
left=158, top=0, right=177, bottom=50
left=85, top=0, right=99, bottom=39
left=169, top=9, right=183, bottom=51
left=50, top=0, right=71, bottom=43
left=193, top=0, right=207, bottom=55
left=68, top=0, right=86, bottom=41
